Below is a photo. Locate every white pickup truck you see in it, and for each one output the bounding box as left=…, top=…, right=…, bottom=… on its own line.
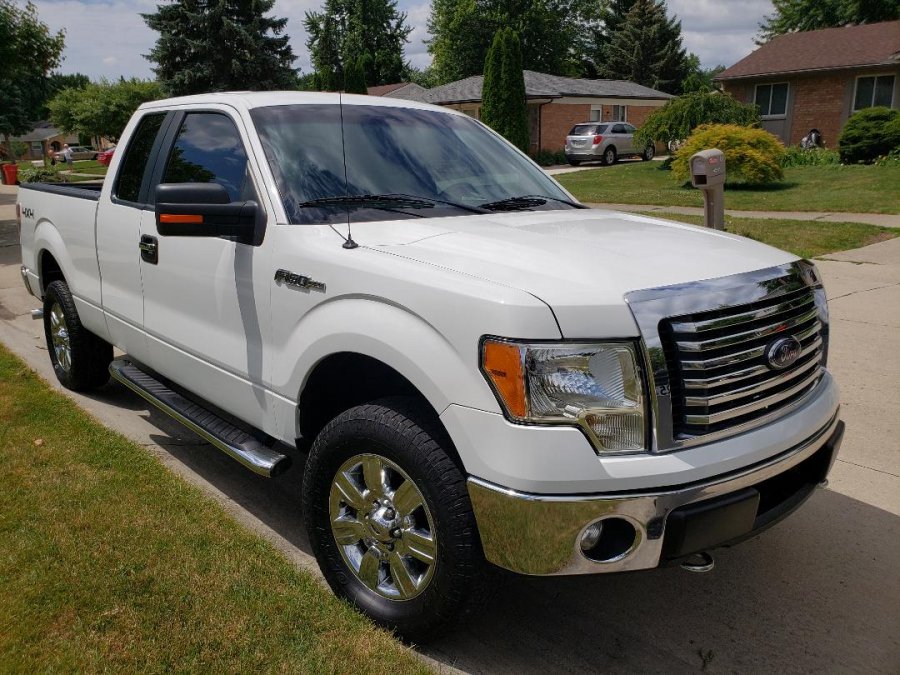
left=17, top=92, right=843, bottom=639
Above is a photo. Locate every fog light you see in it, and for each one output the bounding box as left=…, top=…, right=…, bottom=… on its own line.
left=580, top=522, right=604, bottom=551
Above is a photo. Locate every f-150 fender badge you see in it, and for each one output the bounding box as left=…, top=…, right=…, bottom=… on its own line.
left=274, top=269, right=326, bottom=292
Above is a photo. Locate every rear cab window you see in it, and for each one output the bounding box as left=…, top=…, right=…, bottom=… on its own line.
left=114, top=113, right=167, bottom=205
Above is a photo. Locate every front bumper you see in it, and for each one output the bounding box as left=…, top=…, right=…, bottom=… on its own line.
left=468, top=414, right=843, bottom=575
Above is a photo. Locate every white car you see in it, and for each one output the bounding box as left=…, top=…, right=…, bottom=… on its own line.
left=17, top=92, right=843, bottom=640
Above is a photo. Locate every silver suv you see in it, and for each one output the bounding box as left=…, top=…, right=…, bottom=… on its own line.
left=565, top=122, right=654, bottom=166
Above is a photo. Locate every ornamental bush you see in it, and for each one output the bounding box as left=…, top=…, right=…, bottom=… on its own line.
left=780, top=145, right=840, bottom=167
left=18, top=163, right=68, bottom=183
left=480, top=28, right=529, bottom=153
left=672, top=124, right=785, bottom=185
left=838, top=107, right=900, bottom=164
left=633, top=91, right=760, bottom=150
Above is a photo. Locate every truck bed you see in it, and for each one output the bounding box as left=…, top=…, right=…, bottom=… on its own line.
left=20, top=181, right=104, bottom=201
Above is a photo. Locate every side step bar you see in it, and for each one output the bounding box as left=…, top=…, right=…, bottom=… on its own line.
left=109, top=359, right=291, bottom=477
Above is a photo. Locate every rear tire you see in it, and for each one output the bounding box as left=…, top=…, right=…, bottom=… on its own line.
left=603, top=146, right=617, bottom=166
left=302, top=396, right=490, bottom=642
left=43, top=280, right=112, bottom=391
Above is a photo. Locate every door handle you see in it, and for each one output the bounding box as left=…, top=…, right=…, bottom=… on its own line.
left=140, top=235, right=158, bottom=264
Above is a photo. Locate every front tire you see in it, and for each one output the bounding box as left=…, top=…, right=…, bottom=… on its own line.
left=642, top=144, right=655, bottom=161
left=43, top=280, right=112, bottom=391
left=567, top=158, right=581, bottom=166
left=302, top=397, right=488, bottom=641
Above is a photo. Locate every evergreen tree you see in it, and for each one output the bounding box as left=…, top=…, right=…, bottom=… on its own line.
left=480, top=30, right=504, bottom=129
left=344, top=57, right=368, bottom=93
left=596, top=0, right=689, bottom=94
left=758, top=0, right=899, bottom=43
left=142, top=0, right=297, bottom=96
left=305, top=0, right=411, bottom=88
left=481, top=28, right=529, bottom=153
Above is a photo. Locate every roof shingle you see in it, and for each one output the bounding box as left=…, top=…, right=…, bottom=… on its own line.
left=716, top=21, right=900, bottom=81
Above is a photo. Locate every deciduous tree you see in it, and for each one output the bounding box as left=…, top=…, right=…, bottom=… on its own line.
left=305, top=0, right=411, bottom=89
left=0, top=0, right=65, bottom=150
left=143, top=0, right=296, bottom=96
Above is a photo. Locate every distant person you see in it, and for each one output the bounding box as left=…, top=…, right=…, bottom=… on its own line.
left=60, top=144, right=74, bottom=167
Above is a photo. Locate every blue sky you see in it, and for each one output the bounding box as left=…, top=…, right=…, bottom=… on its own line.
left=33, top=0, right=774, bottom=81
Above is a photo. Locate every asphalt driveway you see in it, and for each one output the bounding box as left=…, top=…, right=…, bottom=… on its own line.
left=0, top=184, right=897, bottom=672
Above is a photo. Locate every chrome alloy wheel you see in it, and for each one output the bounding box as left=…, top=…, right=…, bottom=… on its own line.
left=49, top=303, right=72, bottom=373
left=329, top=453, right=437, bottom=600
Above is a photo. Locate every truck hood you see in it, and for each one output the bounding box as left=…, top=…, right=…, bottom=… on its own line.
left=352, top=209, right=797, bottom=338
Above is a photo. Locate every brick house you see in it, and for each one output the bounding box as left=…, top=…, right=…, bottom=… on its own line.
left=715, top=21, right=900, bottom=148
left=382, top=71, right=672, bottom=155
left=9, top=122, right=79, bottom=160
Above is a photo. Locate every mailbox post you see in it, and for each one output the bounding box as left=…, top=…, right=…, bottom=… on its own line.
left=689, top=149, right=726, bottom=231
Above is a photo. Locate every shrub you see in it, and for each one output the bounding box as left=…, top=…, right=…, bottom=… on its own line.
left=634, top=91, right=760, bottom=149
left=838, top=107, right=900, bottom=164
left=19, top=163, right=68, bottom=183
left=875, top=148, right=900, bottom=167
left=780, top=145, right=840, bottom=167
left=533, top=150, right=567, bottom=166
left=672, top=124, right=785, bottom=185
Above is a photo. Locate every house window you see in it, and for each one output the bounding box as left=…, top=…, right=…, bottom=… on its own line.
left=853, top=75, right=895, bottom=111
left=610, top=105, right=627, bottom=122
left=755, top=83, right=789, bottom=117
left=590, top=108, right=601, bottom=122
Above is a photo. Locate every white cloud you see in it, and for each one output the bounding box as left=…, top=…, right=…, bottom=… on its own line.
left=667, top=0, right=774, bottom=68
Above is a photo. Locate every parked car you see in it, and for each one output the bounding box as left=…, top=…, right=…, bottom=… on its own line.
left=565, top=122, right=655, bottom=166
left=65, top=145, right=96, bottom=161
left=96, top=146, right=115, bottom=166
left=17, top=93, right=842, bottom=641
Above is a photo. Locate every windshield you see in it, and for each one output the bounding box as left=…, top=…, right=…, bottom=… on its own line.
left=250, top=103, right=574, bottom=224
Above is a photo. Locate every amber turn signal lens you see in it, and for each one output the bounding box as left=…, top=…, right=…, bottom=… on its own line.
left=482, top=340, right=526, bottom=418
left=159, top=213, right=204, bottom=224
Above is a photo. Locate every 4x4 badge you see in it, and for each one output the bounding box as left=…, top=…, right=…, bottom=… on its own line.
left=274, top=269, right=326, bottom=292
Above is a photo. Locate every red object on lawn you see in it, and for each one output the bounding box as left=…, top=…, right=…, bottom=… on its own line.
left=1, top=163, right=18, bottom=185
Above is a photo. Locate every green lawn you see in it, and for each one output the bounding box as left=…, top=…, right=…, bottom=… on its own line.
left=73, top=165, right=108, bottom=175
left=639, top=211, right=899, bottom=259
left=0, top=345, right=428, bottom=673
left=73, top=160, right=106, bottom=170
left=558, top=162, right=900, bottom=214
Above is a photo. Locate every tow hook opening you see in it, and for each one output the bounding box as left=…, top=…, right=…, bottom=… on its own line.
left=680, top=551, right=715, bottom=573
left=579, top=517, right=638, bottom=563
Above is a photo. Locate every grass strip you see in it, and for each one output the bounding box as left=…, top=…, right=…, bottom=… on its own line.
left=636, top=211, right=898, bottom=259
left=0, top=344, right=429, bottom=674
left=558, top=162, right=900, bottom=214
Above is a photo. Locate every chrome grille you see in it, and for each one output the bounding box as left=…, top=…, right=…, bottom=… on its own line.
left=661, top=285, right=825, bottom=438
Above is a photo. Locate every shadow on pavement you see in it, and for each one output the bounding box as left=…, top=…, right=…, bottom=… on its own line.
left=89, top=379, right=900, bottom=673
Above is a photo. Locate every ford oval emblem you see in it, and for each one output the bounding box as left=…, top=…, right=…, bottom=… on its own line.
left=766, top=336, right=802, bottom=370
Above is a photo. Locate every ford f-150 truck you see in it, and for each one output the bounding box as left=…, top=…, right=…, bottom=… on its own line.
left=17, top=92, right=843, bottom=639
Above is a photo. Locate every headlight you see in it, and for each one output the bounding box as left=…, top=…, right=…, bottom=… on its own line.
left=480, top=338, right=647, bottom=453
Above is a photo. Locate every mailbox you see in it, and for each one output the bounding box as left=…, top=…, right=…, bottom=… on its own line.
left=689, top=149, right=726, bottom=230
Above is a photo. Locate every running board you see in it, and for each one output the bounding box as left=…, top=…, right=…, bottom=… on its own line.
left=109, top=359, right=291, bottom=477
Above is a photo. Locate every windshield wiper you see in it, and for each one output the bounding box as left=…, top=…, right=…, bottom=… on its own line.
left=480, top=194, right=587, bottom=211
left=297, top=194, right=436, bottom=210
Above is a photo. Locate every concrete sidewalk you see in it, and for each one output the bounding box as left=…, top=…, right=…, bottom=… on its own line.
left=587, top=202, right=900, bottom=228
left=0, top=181, right=898, bottom=671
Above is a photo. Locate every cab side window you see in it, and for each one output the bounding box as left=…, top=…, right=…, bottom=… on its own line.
left=162, top=112, right=253, bottom=202
left=114, top=113, right=166, bottom=204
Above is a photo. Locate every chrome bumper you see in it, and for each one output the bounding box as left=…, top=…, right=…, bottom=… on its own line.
left=468, top=413, right=843, bottom=576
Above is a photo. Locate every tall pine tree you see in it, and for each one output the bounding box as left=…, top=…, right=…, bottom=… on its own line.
left=481, top=28, right=529, bottom=153
left=143, top=0, right=297, bottom=96
left=757, top=0, right=899, bottom=42
left=305, top=0, right=411, bottom=88
left=596, top=0, right=689, bottom=94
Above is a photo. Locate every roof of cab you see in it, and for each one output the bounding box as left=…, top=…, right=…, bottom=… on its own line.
left=138, top=91, right=460, bottom=115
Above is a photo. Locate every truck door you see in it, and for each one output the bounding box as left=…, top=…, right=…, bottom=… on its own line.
left=95, top=111, right=171, bottom=363
left=139, top=109, right=275, bottom=433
